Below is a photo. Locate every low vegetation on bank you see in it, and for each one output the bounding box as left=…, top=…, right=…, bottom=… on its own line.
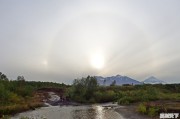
left=68, top=76, right=180, bottom=117
left=0, top=72, right=68, bottom=118
left=69, top=76, right=180, bottom=103
left=0, top=72, right=180, bottom=118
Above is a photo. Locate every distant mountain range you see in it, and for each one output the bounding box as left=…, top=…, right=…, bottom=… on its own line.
left=95, top=75, right=166, bottom=86
left=143, top=76, right=166, bottom=84
left=95, top=75, right=142, bottom=86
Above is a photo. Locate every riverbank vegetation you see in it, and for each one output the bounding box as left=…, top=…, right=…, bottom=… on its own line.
left=0, top=72, right=68, bottom=118
left=69, top=76, right=180, bottom=104
left=0, top=72, right=180, bottom=118
left=69, top=76, right=180, bottom=117
left=69, top=76, right=116, bottom=103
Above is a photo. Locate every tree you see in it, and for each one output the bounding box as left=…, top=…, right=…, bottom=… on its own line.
left=85, top=76, right=98, bottom=100
left=71, top=76, right=98, bottom=102
left=110, top=80, right=116, bottom=86
left=17, top=76, right=25, bottom=81
left=0, top=72, right=8, bottom=81
left=103, top=79, right=106, bottom=85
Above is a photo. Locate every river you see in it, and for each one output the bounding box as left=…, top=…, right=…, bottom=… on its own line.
left=12, top=92, right=126, bottom=119
left=12, top=104, right=125, bottom=119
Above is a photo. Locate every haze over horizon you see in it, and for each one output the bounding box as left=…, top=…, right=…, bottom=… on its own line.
left=0, top=0, right=180, bottom=84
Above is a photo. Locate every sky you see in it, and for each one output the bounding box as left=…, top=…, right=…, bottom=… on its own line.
left=0, top=0, right=180, bottom=84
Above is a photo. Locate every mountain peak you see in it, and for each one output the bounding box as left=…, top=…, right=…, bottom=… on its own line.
left=116, top=74, right=122, bottom=77
left=95, top=75, right=141, bottom=86
left=148, top=76, right=156, bottom=79
left=143, top=76, right=166, bottom=84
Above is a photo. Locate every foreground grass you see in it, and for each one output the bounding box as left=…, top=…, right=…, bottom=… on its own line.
left=0, top=72, right=67, bottom=118
left=0, top=93, right=44, bottom=118
left=114, top=85, right=180, bottom=117
left=137, top=101, right=180, bottom=117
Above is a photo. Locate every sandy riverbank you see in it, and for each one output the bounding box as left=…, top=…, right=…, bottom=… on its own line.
left=115, top=100, right=180, bottom=119
left=114, top=104, right=157, bottom=119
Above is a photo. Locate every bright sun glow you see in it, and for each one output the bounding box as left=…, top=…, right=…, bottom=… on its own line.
left=42, top=60, right=48, bottom=66
left=90, top=53, right=105, bottom=69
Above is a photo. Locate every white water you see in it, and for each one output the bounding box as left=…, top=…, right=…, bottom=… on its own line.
left=48, top=92, right=60, bottom=102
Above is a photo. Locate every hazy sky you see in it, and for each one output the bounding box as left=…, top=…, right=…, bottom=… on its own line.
left=0, top=0, right=180, bottom=84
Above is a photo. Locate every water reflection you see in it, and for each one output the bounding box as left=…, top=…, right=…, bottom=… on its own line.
left=12, top=104, right=124, bottom=119
left=72, top=105, right=121, bottom=119
left=72, top=106, right=96, bottom=119
left=95, top=105, right=103, bottom=119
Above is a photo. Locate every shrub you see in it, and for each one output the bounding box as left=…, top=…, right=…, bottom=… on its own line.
left=94, top=91, right=103, bottom=102
left=118, top=96, right=133, bottom=105
left=148, top=107, right=158, bottom=117
left=89, top=98, right=96, bottom=103
left=94, top=90, right=116, bottom=103
left=137, top=103, right=147, bottom=114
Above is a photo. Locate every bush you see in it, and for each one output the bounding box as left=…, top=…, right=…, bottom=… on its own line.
left=94, top=90, right=116, bottom=103
left=148, top=107, right=158, bottom=117
left=118, top=96, right=133, bottom=105
left=89, top=98, right=96, bottom=103
left=70, top=76, right=98, bottom=103
left=94, top=91, right=103, bottom=102
left=137, top=103, right=147, bottom=114
left=137, top=103, right=159, bottom=117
